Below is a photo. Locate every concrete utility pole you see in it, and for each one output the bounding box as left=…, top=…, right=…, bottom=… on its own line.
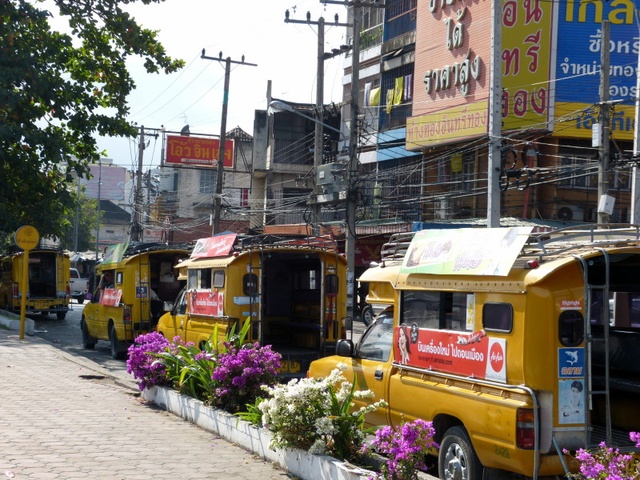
left=346, top=5, right=361, bottom=323
left=487, top=0, right=502, bottom=228
left=284, top=12, right=350, bottom=234
left=632, top=12, right=640, bottom=224
left=322, top=0, right=385, bottom=322
left=597, top=20, right=611, bottom=226
left=131, top=125, right=145, bottom=242
left=201, top=50, right=257, bottom=235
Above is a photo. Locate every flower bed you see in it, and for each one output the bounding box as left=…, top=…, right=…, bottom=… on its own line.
left=127, top=327, right=441, bottom=480
left=142, top=385, right=378, bottom=480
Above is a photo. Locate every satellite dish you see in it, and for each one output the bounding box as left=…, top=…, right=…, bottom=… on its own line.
left=557, top=206, right=573, bottom=221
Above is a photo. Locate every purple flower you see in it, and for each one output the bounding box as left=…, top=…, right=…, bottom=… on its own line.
left=126, top=332, right=170, bottom=391
left=211, top=343, right=282, bottom=413
left=364, top=419, right=436, bottom=480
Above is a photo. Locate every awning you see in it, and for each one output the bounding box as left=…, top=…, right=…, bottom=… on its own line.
left=377, top=146, right=420, bottom=162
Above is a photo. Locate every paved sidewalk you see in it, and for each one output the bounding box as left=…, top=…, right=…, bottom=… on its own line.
left=0, top=327, right=292, bottom=480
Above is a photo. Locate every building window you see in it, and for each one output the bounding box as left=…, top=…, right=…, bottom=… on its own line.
left=199, top=169, right=214, bottom=194
left=559, top=155, right=597, bottom=189
left=451, top=151, right=475, bottom=192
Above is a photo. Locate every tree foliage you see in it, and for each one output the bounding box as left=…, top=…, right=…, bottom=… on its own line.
left=0, top=0, right=184, bottom=240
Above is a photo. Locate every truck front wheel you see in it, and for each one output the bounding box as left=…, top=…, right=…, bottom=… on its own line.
left=439, top=426, right=483, bottom=480
left=56, top=311, right=67, bottom=320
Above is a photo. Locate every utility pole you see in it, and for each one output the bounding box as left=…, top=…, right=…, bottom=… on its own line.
left=323, top=0, right=384, bottom=323
left=487, top=0, right=502, bottom=228
left=131, top=126, right=145, bottom=242
left=285, top=12, right=349, bottom=234
left=632, top=12, right=640, bottom=224
left=201, top=50, right=257, bottom=235
left=597, top=20, right=611, bottom=226
left=346, top=4, right=360, bottom=324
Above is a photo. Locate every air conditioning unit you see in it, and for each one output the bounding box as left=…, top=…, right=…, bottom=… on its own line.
left=556, top=204, right=584, bottom=222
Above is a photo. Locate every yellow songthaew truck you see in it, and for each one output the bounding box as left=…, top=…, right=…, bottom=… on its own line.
left=81, top=243, right=190, bottom=359
left=157, top=233, right=348, bottom=378
left=309, top=225, right=640, bottom=479
left=0, top=247, right=70, bottom=319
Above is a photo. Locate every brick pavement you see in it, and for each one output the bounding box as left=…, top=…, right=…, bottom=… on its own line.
left=0, top=328, right=293, bottom=480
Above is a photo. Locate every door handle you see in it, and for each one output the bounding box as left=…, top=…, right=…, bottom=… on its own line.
left=375, top=369, right=383, bottom=380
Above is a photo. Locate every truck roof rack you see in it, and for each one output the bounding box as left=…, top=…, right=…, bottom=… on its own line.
left=523, top=223, right=640, bottom=262
left=376, top=224, right=640, bottom=268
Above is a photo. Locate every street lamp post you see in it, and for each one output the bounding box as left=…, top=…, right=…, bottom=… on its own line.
left=268, top=99, right=358, bottom=321
left=95, top=159, right=102, bottom=263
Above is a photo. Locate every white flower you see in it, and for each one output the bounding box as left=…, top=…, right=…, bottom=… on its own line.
left=308, top=439, right=327, bottom=455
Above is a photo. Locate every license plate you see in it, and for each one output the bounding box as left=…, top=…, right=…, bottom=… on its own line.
left=280, top=360, right=301, bottom=374
left=34, top=300, right=49, bottom=310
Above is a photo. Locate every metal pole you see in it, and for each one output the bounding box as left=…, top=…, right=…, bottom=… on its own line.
left=598, top=20, right=611, bottom=226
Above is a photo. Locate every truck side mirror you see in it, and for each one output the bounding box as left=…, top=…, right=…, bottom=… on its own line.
left=336, top=339, right=353, bottom=357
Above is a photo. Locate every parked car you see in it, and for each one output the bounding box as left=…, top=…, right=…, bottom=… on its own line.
left=69, top=268, right=88, bottom=304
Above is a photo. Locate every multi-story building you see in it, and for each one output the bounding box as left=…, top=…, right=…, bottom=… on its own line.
left=349, top=0, right=637, bottom=228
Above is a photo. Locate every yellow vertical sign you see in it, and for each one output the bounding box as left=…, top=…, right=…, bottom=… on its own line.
left=14, top=226, right=40, bottom=339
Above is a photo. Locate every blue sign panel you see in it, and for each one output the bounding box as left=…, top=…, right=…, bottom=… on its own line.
left=555, top=1, right=639, bottom=105
left=558, top=347, right=585, bottom=378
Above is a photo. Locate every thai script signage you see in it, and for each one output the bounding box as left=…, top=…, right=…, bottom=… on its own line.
left=165, top=135, right=234, bottom=168
left=501, top=0, right=554, bottom=130
left=407, top=101, right=488, bottom=148
left=188, top=289, right=224, bottom=317
left=394, top=326, right=507, bottom=383
left=191, top=233, right=237, bottom=259
left=553, top=0, right=638, bottom=140
left=100, top=288, right=122, bottom=307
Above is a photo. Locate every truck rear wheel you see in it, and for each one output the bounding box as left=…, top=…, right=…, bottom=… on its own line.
left=109, top=325, right=126, bottom=360
left=81, top=318, right=96, bottom=349
left=56, top=311, right=66, bottom=320
left=439, top=426, right=483, bottom=480
left=76, top=295, right=85, bottom=304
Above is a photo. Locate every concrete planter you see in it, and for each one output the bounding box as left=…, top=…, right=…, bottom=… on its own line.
left=142, top=386, right=377, bottom=480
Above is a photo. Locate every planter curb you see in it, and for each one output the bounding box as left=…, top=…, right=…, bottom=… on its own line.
left=143, top=386, right=377, bottom=480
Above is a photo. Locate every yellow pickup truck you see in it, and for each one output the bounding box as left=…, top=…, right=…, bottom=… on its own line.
left=309, top=226, right=640, bottom=479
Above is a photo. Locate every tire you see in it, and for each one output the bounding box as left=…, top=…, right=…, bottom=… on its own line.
left=109, top=325, right=126, bottom=360
left=80, top=318, right=96, bottom=350
left=361, top=305, right=374, bottom=326
left=439, top=426, right=483, bottom=480
left=56, top=311, right=67, bottom=320
left=76, top=295, right=85, bottom=304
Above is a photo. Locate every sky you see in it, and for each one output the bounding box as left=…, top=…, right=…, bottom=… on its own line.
left=93, top=0, right=349, bottom=172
